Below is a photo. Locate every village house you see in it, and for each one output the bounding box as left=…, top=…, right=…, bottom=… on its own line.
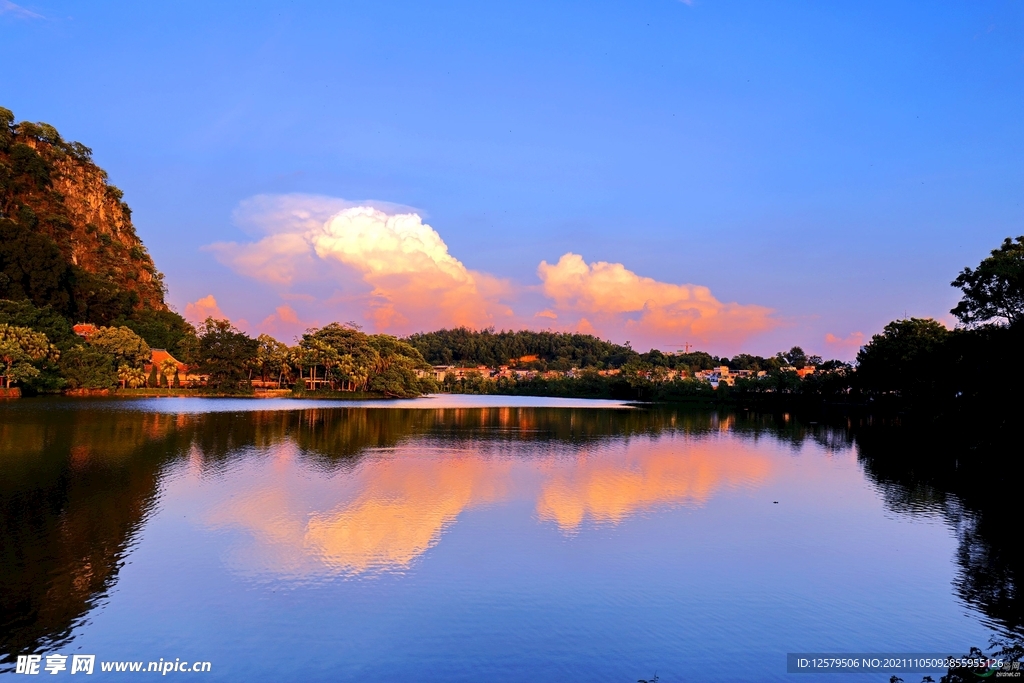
left=415, top=365, right=455, bottom=382
left=143, top=349, right=197, bottom=385
left=72, top=323, right=98, bottom=339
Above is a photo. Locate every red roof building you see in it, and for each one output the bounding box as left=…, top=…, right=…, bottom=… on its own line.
left=72, top=323, right=98, bottom=339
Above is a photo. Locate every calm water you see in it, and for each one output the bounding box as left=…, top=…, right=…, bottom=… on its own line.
left=0, top=396, right=1010, bottom=681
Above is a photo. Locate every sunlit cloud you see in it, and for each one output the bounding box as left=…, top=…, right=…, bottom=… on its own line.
left=184, top=294, right=226, bottom=324
left=537, top=253, right=778, bottom=349
left=824, top=331, right=864, bottom=350
left=310, top=207, right=515, bottom=331
left=258, top=304, right=311, bottom=340
left=207, top=195, right=515, bottom=335
left=206, top=194, right=780, bottom=350
left=209, top=232, right=315, bottom=286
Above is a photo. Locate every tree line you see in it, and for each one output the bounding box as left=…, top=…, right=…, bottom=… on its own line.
left=0, top=309, right=435, bottom=397
left=2, top=235, right=1021, bottom=420
left=422, top=235, right=1024, bottom=434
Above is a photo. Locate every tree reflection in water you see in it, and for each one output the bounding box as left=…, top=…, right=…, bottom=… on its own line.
left=0, top=402, right=1019, bottom=673
left=854, top=424, right=1022, bottom=640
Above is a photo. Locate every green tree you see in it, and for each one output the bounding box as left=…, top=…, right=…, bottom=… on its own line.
left=856, top=318, right=949, bottom=399
left=776, top=346, right=808, bottom=368
left=160, top=357, right=178, bottom=387
left=118, top=364, right=146, bottom=388
left=301, top=323, right=371, bottom=391
left=114, top=309, right=194, bottom=355
left=366, top=334, right=428, bottom=396
left=195, top=318, right=258, bottom=391
left=117, top=363, right=132, bottom=388
left=951, top=236, right=1024, bottom=328
left=0, top=106, right=13, bottom=149
left=88, top=325, right=151, bottom=367
left=60, top=345, right=116, bottom=389
left=176, top=330, right=200, bottom=365
left=406, top=327, right=634, bottom=369
left=295, top=338, right=340, bottom=390
left=0, top=219, right=74, bottom=315
left=255, top=334, right=290, bottom=387
left=621, top=359, right=654, bottom=398
left=0, top=323, right=59, bottom=388
left=0, top=299, right=76, bottom=349
left=0, top=337, right=38, bottom=388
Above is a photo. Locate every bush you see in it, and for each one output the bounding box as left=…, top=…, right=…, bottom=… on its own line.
left=59, top=345, right=116, bottom=389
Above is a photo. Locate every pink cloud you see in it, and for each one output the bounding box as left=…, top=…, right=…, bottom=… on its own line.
left=537, top=253, right=778, bottom=350
left=310, top=207, right=516, bottom=332
left=824, top=331, right=865, bottom=349
left=823, top=331, right=865, bottom=360
left=184, top=294, right=226, bottom=324
left=205, top=196, right=781, bottom=351
left=209, top=199, right=517, bottom=336
left=258, top=305, right=312, bottom=341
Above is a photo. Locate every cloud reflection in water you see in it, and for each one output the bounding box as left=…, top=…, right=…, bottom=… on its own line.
left=536, top=440, right=774, bottom=532
left=200, top=436, right=774, bottom=579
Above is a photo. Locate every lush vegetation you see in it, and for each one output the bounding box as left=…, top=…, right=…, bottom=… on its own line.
left=407, top=327, right=637, bottom=369
left=0, top=304, right=437, bottom=396
left=429, top=235, right=1024, bottom=435
left=2, top=103, right=1020, bottom=415
left=3, top=234, right=1021, bottom=414
left=0, top=106, right=191, bottom=359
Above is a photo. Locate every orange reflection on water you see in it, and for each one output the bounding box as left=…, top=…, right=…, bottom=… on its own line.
left=536, top=439, right=774, bottom=531
left=202, top=437, right=773, bottom=577
left=305, top=455, right=510, bottom=572
left=203, top=446, right=511, bottom=576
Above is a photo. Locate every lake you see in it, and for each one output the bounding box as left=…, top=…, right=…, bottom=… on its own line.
left=0, top=396, right=1014, bottom=681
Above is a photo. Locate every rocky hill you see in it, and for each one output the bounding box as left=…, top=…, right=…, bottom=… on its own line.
left=0, top=106, right=188, bottom=349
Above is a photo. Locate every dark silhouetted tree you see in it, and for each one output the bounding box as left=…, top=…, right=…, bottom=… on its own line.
left=951, top=236, right=1024, bottom=328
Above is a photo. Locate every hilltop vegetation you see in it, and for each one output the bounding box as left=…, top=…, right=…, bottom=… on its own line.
left=0, top=106, right=191, bottom=356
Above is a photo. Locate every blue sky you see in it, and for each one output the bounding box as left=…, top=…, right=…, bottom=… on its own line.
left=3, top=0, right=1022, bottom=356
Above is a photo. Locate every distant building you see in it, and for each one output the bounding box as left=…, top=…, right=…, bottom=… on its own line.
left=415, top=365, right=454, bottom=382
left=695, top=366, right=733, bottom=387
left=144, top=350, right=195, bottom=385
left=72, top=323, right=98, bottom=339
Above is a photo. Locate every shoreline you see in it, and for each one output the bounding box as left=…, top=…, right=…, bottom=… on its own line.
left=49, top=389, right=396, bottom=400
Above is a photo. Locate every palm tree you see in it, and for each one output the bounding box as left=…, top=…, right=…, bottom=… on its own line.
left=126, top=367, right=147, bottom=389
left=117, top=364, right=132, bottom=389
left=160, top=358, right=178, bottom=387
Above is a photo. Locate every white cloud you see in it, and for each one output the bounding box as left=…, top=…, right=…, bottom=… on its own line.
left=0, top=1, right=43, bottom=19
left=207, top=195, right=780, bottom=350
left=209, top=197, right=514, bottom=333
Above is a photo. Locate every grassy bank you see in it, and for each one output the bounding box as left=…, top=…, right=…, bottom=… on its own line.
left=289, top=390, right=391, bottom=400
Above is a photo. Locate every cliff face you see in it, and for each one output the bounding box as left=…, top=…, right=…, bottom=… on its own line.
left=46, top=146, right=166, bottom=309
left=0, top=108, right=168, bottom=321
